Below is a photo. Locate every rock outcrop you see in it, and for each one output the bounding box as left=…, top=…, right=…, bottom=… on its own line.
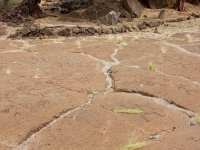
left=98, top=11, right=121, bottom=25
left=122, top=0, right=143, bottom=18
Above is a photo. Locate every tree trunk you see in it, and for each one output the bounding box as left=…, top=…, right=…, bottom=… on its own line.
left=173, top=0, right=185, bottom=11
left=2, top=0, right=9, bottom=9
left=17, top=0, right=41, bottom=16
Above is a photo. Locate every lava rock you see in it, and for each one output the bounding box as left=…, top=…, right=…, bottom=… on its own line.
left=88, top=27, right=96, bottom=34
left=44, top=28, right=52, bottom=36
left=72, top=28, right=79, bottom=33
left=122, top=0, right=142, bottom=18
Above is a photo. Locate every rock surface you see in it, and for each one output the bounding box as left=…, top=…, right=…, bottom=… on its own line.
left=0, top=4, right=200, bottom=150
left=122, top=0, right=143, bottom=18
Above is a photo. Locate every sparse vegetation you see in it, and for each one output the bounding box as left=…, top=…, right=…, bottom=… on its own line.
left=194, top=114, right=200, bottom=124
left=148, top=62, right=155, bottom=71
left=76, top=40, right=81, bottom=48
left=134, top=36, right=139, bottom=40
left=22, top=41, right=30, bottom=50
left=161, top=46, right=167, bottom=53
left=116, top=35, right=123, bottom=44
left=87, top=90, right=98, bottom=95
left=120, top=142, right=146, bottom=150
left=115, top=35, right=128, bottom=47
left=114, top=109, right=143, bottom=114
left=107, top=34, right=115, bottom=42
left=185, top=34, right=193, bottom=42
left=30, top=47, right=36, bottom=52
left=120, top=42, right=128, bottom=47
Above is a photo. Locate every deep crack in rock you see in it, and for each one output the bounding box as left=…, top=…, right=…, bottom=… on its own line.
left=17, top=94, right=93, bottom=150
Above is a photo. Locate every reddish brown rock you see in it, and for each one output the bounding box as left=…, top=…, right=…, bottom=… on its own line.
left=43, top=28, right=52, bottom=36
left=72, top=27, right=79, bottom=33
left=110, top=65, right=200, bottom=112
left=142, top=126, right=200, bottom=150
left=23, top=92, right=190, bottom=150
left=116, top=39, right=200, bottom=83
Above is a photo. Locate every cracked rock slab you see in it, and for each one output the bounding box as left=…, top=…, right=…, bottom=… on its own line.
left=22, top=92, right=189, bottom=150
left=110, top=65, right=200, bottom=112
left=0, top=42, right=106, bottom=146
left=142, top=126, right=200, bottom=150
left=116, top=39, right=200, bottom=83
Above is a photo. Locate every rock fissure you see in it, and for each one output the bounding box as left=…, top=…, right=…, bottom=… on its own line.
left=0, top=49, right=26, bottom=53
left=112, top=86, right=195, bottom=117
left=81, top=48, right=121, bottom=93
left=148, top=127, right=176, bottom=141
left=133, top=93, right=195, bottom=117
left=163, top=42, right=200, bottom=57
left=17, top=94, right=93, bottom=150
left=130, top=66, right=200, bottom=86
left=156, top=70, right=200, bottom=86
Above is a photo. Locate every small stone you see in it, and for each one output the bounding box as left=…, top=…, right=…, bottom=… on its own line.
left=7, top=22, right=12, bottom=26
left=158, top=10, right=165, bottom=19
left=107, top=28, right=112, bottom=34
left=58, top=30, right=65, bottom=36
left=121, top=27, right=125, bottom=33
left=154, top=28, right=158, bottom=33
left=72, top=28, right=79, bottom=33
left=189, top=122, right=196, bottom=126
left=30, top=27, right=36, bottom=32
left=43, top=28, right=52, bottom=36
left=137, top=23, right=147, bottom=30
left=78, top=32, right=86, bottom=36
left=116, top=26, right=121, bottom=32
left=64, top=30, right=70, bottom=36
left=101, top=28, right=107, bottom=34
left=96, top=28, right=101, bottom=35
left=127, top=27, right=133, bottom=32
left=88, top=27, right=96, bottom=34
left=79, top=28, right=86, bottom=33
left=111, top=28, right=116, bottom=34
left=22, top=27, right=31, bottom=35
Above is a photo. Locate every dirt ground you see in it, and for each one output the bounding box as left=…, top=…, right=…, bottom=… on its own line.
left=0, top=3, right=200, bottom=150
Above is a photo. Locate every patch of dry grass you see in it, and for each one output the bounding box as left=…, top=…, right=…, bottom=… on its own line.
left=185, top=34, right=193, bottom=42
left=114, top=109, right=143, bottom=114
left=161, top=46, right=167, bottom=53
left=194, top=114, right=200, bottom=124
left=148, top=62, right=155, bottom=71
left=120, top=142, right=146, bottom=150
left=107, top=34, right=115, bottom=42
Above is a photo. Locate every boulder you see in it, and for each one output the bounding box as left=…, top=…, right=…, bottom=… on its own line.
left=122, top=0, right=143, bottom=18
left=83, top=5, right=113, bottom=21
left=43, top=28, right=52, bottom=36
left=98, top=11, right=121, bottom=25
left=147, top=0, right=176, bottom=9
left=88, top=27, right=96, bottom=34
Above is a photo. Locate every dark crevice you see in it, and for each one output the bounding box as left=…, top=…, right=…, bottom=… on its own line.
left=115, top=88, right=156, bottom=98
left=19, top=120, right=52, bottom=145
left=18, top=108, right=72, bottom=145
left=113, top=87, right=195, bottom=117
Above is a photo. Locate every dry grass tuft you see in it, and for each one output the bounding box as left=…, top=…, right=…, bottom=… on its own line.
left=161, top=46, right=167, bottom=53
left=185, top=34, right=193, bottom=42
left=120, top=142, right=146, bottom=150
left=114, top=109, right=143, bottom=114
left=107, top=34, right=115, bottom=42
left=116, top=35, right=123, bottom=44
left=148, top=62, right=155, bottom=71
left=194, top=114, right=200, bottom=124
